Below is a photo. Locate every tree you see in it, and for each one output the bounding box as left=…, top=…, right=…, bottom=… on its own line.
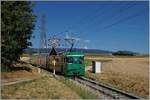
left=1, top=1, right=36, bottom=66
left=112, top=50, right=138, bottom=56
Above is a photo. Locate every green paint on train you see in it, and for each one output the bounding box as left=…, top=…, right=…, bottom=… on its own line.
left=47, top=51, right=85, bottom=76
left=62, top=52, right=85, bottom=76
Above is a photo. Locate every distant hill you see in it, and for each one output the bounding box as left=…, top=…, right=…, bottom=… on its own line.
left=24, top=48, right=113, bottom=55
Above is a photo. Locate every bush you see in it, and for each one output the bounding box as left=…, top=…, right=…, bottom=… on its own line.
left=112, top=51, right=137, bottom=56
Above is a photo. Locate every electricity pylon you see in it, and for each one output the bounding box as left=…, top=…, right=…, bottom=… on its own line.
left=40, top=15, right=47, bottom=49
left=39, top=15, right=47, bottom=67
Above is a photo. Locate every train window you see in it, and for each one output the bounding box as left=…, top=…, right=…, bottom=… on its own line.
left=73, top=58, right=78, bottom=64
left=66, top=57, right=73, bottom=63
left=66, top=56, right=84, bottom=64
left=78, top=57, right=84, bottom=64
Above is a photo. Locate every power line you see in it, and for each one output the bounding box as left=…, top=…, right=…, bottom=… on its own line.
left=59, top=2, right=127, bottom=47
left=94, top=7, right=147, bottom=33
left=68, top=1, right=124, bottom=31
left=58, top=2, right=132, bottom=38
left=73, top=2, right=138, bottom=38
left=55, top=1, right=122, bottom=36
left=77, top=6, right=147, bottom=39
left=53, top=2, right=147, bottom=49
left=66, top=2, right=116, bottom=31
left=83, top=2, right=136, bottom=30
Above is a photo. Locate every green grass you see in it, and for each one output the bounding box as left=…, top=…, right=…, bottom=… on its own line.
left=84, top=60, right=92, bottom=66
left=58, top=76, right=99, bottom=99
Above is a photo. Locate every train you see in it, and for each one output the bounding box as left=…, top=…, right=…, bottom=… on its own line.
left=45, top=51, right=85, bottom=76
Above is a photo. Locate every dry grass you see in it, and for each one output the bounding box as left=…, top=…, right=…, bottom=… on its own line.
left=85, top=56, right=149, bottom=98
left=1, top=62, right=41, bottom=85
left=58, top=76, right=100, bottom=99
left=1, top=70, right=38, bottom=79
left=1, top=62, right=39, bottom=79
left=1, top=76, right=80, bottom=99
left=20, top=57, right=30, bottom=62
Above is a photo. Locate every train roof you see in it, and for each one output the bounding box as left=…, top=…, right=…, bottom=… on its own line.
left=63, top=52, right=84, bottom=56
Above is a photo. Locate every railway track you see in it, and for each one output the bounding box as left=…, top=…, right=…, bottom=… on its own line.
left=74, top=76, right=142, bottom=99
left=28, top=63, right=143, bottom=99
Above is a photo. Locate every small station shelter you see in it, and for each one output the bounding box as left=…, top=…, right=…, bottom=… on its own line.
left=92, top=61, right=102, bottom=73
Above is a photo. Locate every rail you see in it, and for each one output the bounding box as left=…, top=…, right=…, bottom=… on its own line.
left=74, top=76, right=142, bottom=99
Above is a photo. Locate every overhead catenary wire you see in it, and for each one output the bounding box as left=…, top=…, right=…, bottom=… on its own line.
left=55, top=1, right=123, bottom=37
left=94, top=7, right=148, bottom=33
left=51, top=2, right=147, bottom=49
left=54, top=1, right=125, bottom=46
left=66, top=1, right=123, bottom=31
left=68, top=1, right=127, bottom=32
left=78, top=6, right=148, bottom=38
left=73, top=2, right=138, bottom=38
left=62, top=2, right=140, bottom=48
left=58, top=2, right=135, bottom=39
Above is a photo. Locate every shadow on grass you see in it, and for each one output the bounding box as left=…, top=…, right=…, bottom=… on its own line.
left=10, top=66, right=32, bottom=72
left=1, top=62, right=32, bottom=72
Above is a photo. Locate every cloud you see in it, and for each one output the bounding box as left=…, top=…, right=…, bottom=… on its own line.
left=84, top=46, right=88, bottom=49
left=74, top=37, right=80, bottom=41
left=85, top=40, right=90, bottom=43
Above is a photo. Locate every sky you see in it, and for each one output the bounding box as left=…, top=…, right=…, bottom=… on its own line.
left=31, top=1, right=149, bottom=54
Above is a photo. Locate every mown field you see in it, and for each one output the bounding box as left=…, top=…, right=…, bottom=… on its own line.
left=85, top=55, right=149, bottom=98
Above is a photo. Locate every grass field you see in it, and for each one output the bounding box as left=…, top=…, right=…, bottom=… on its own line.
left=20, top=54, right=149, bottom=98
left=85, top=56, right=149, bottom=98
left=58, top=76, right=100, bottom=99
left=1, top=76, right=80, bottom=99
left=1, top=61, right=40, bottom=79
left=1, top=57, right=100, bottom=99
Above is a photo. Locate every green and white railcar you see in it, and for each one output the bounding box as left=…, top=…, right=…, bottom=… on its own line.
left=47, top=51, right=85, bottom=76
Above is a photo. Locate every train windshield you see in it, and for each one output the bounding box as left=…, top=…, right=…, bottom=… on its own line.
left=66, top=57, right=84, bottom=64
